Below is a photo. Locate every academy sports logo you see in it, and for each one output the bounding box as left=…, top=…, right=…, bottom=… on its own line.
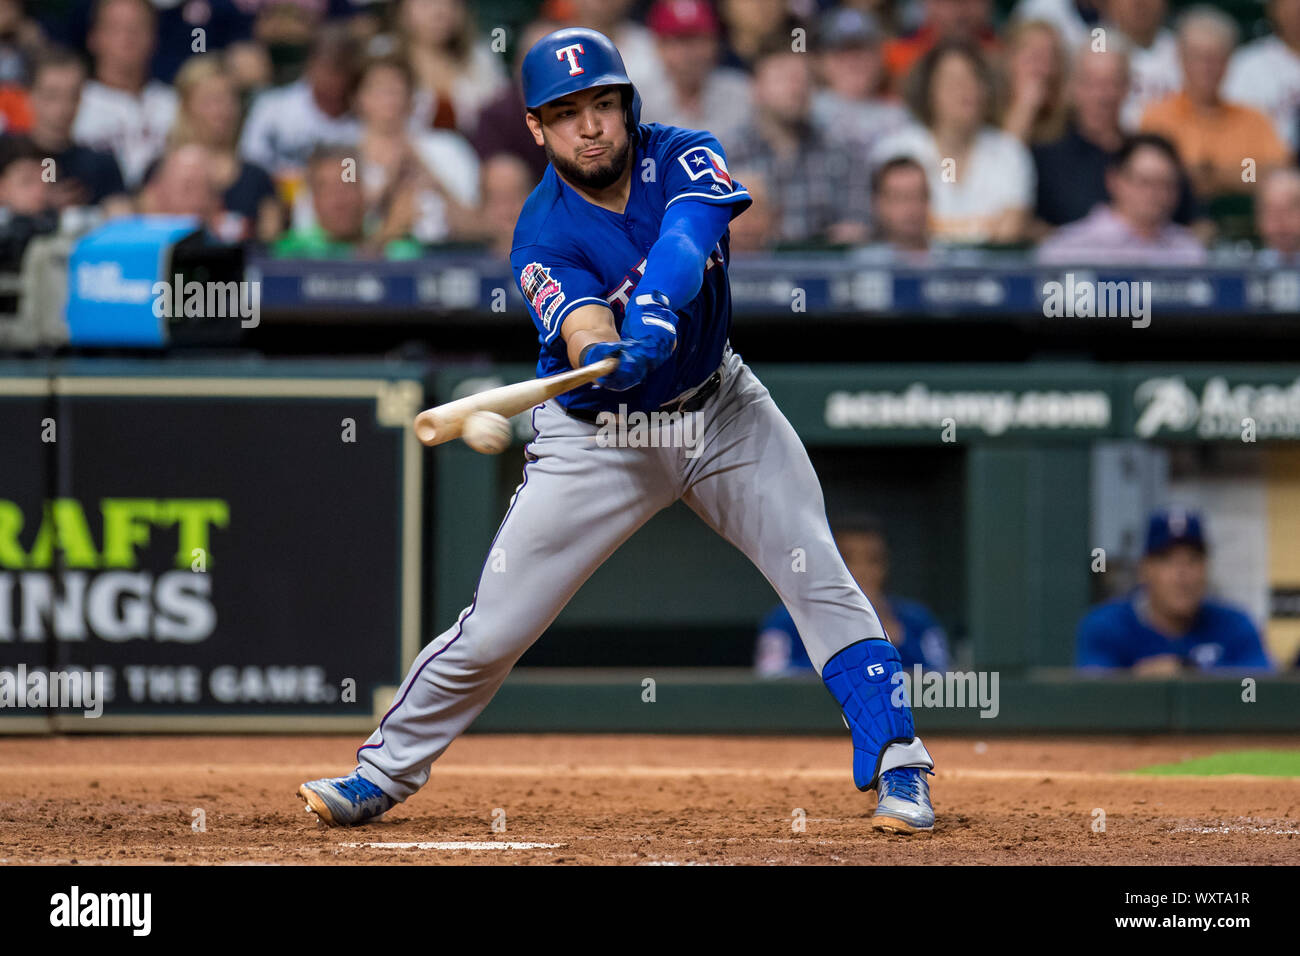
left=520, top=262, right=565, bottom=331
left=678, top=147, right=733, bottom=188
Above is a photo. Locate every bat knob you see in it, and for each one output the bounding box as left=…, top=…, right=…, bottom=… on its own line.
left=413, top=412, right=440, bottom=445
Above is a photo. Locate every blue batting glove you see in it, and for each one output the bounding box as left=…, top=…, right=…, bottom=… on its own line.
left=622, top=291, right=678, bottom=367
left=581, top=340, right=650, bottom=392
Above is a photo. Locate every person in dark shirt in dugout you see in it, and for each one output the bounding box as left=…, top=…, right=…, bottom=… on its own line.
left=755, top=513, right=950, bottom=677
left=1076, top=509, right=1272, bottom=674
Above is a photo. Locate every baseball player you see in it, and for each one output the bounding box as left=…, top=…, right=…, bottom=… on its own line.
left=299, top=27, right=936, bottom=835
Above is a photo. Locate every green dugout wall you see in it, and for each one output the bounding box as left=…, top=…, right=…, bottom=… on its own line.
left=431, top=361, right=1300, bottom=733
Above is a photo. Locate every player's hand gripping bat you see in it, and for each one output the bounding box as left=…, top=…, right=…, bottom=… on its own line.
left=412, top=358, right=619, bottom=446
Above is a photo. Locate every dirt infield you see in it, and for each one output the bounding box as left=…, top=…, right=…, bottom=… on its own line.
left=1, top=734, right=1297, bottom=865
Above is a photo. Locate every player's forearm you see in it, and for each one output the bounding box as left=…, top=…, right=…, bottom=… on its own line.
left=634, top=201, right=732, bottom=315
left=561, top=304, right=621, bottom=369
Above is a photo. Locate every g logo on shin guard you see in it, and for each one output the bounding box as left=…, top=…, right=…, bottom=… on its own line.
left=865, top=662, right=887, bottom=680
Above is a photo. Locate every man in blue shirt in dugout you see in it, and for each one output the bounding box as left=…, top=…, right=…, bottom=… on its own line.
left=755, top=514, right=951, bottom=678
left=1076, top=509, right=1273, bottom=674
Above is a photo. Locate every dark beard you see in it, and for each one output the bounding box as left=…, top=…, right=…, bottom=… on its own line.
left=547, top=140, right=631, bottom=191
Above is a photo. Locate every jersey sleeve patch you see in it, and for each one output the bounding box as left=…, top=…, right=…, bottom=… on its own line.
left=677, top=145, right=735, bottom=191
left=520, top=262, right=565, bottom=332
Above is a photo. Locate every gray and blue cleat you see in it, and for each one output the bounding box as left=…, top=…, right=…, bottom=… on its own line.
left=871, top=766, right=935, bottom=835
left=298, top=772, right=395, bottom=827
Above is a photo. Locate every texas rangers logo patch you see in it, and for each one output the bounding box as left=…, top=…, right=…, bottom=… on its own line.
left=521, top=262, right=564, bottom=330
left=678, top=146, right=733, bottom=188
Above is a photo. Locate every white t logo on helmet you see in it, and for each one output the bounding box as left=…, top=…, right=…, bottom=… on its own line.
left=555, top=43, right=586, bottom=76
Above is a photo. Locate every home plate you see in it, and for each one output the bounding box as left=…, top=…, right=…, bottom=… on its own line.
left=342, top=841, right=565, bottom=851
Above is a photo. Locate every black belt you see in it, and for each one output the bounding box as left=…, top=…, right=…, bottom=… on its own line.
left=563, top=367, right=723, bottom=425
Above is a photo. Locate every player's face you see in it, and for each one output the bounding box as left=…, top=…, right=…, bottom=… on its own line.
left=529, top=86, right=631, bottom=192
left=1141, top=545, right=1207, bottom=622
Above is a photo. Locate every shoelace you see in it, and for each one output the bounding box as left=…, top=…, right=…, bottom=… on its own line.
left=881, top=768, right=923, bottom=801
left=335, top=775, right=385, bottom=805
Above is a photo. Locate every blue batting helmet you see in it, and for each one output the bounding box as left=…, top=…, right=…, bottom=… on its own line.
left=521, top=27, right=642, bottom=131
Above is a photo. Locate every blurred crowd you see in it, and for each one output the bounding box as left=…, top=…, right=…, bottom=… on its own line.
left=2, top=0, right=1300, bottom=264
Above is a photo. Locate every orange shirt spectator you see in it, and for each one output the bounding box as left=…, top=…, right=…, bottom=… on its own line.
left=0, top=85, right=31, bottom=132
left=885, top=24, right=999, bottom=88
left=1140, top=92, right=1289, bottom=197
left=1140, top=6, right=1293, bottom=198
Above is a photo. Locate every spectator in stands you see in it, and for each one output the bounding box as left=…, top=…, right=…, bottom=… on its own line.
left=8, top=47, right=130, bottom=215
left=0, top=0, right=42, bottom=133
left=240, top=23, right=362, bottom=181
left=1011, top=0, right=1105, bottom=52
left=136, top=143, right=223, bottom=226
left=1032, top=42, right=1202, bottom=234
left=1037, top=133, right=1206, bottom=264
left=872, top=40, right=1035, bottom=244
left=883, top=0, right=999, bottom=90
left=755, top=514, right=950, bottom=678
left=470, top=19, right=554, bottom=184
left=158, top=55, right=281, bottom=243
left=1077, top=509, right=1272, bottom=673
left=640, top=0, right=752, bottom=150
left=0, top=79, right=28, bottom=134
left=564, top=0, right=668, bottom=100
left=252, top=0, right=323, bottom=87
left=866, top=155, right=932, bottom=259
left=73, top=0, right=177, bottom=189
left=727, top=42, right=871, bottom=246
left=1105, top=0, right=1181, bottom=129
left=272, top=144, right=422, bottom=259
left=724, top=164, right=777, bottom=251
left=148, top=0, right=258, bottom=84
left=354, top=54, right=479, bottom=245
left=475, top=152, right=534, bottom=260
left=0, top=136, right=59, bottom=267
left=392, top=0, right=507, bottom=136
left=1226, top=0, right=1300, bottom=152
left=716, top=0, right=801, bottom=72
left=1141, top=7, right=1290, bottom=201
left=1255, top=167, right=1300, bottom=264
left=811, top=8, right=909, bottom=153
left=1000, top=19, right=1068, bottom=145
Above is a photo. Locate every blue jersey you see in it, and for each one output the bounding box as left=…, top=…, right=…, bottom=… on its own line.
left=1076, top=592, right=1272, bottom=671
left=510, top=123, right=752, bottom=414
left=755, top=598, right=951, bottom=677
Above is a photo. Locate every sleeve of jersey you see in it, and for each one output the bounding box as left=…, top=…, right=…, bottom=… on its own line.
left=1223, top=613, right=1274, bottom=670
left=510, top=245, right=610, bottom=346
left=660, top=128, right=752, bottom=218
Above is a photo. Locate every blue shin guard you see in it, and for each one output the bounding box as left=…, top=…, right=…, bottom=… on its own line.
left=821, top=638, right=931, bottom=791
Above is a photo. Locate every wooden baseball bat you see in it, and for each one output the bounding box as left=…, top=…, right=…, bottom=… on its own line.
left=413, top=357, right=619, bottom=446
